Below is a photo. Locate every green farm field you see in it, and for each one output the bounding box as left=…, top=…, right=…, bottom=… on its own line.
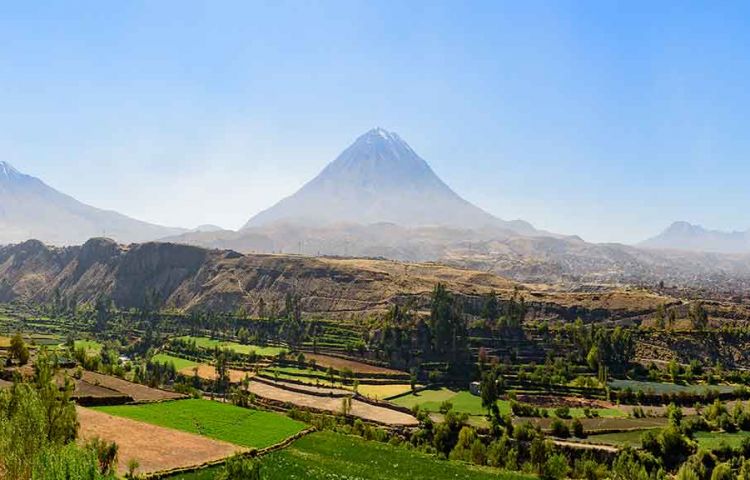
left=94, top=399, right=306, bottom=449
left=694, top=430, right=750, bottom=450
left=392, top=388, right=625, bottom=419
left=166, top=431, right=535, bottom=480
left=176, top=336, right=286, bottom=357
left=152, top=353, right=199, bottom=371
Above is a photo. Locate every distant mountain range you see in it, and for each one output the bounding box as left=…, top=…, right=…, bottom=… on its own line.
left=0, top=161, right=186, bottom=245
left=641, top=221, right=750, bottom=254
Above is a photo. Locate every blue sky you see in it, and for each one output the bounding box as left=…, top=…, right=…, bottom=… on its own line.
left=1, top=1, right=749, bottom=243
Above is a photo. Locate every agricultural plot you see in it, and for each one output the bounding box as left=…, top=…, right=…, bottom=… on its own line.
left=302, top=353, right=407, bottom=375
left=152, top=353, right=198, bottom=370
left=392, top=388, right=507, bottom=416
left=583, top=429, right=659, bottom=448
left=179, top=364, right=252, bottom=383
left=257, top=431, right=534, bottom=480
left=394, top=388, right=628, bottom=419
left=176, top=336, right=286, bottom=357
left=77, top=406, right=243, bottom=477
left=694, top=431, right=750, bottom=450
left=81, top=371, right=183, bottom=402
left=609, top=379, right=738, bottom=394
left=94, top=399, right=307, bottom=449
left=357, top=383, right=414, bottom=399
left=248, top=379, right=418, bottom=426
left=523, top=416, right=666, bottom=433
left=73, top=379, right=130, bottom=402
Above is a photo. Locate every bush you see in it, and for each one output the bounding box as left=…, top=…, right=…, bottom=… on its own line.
left=542, top=453, right=570, bottom=480
left=554, top=406, right=571, bottom=419
left=550, top=419, right=570, bottom=438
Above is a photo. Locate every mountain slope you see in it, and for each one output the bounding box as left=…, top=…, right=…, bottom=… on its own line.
left=641, top=221, right=750, bottom=254
left=0, top=238, right=669, bottom=320
left=243, top=128, right=536, bottom=234
left=0, top=161, right=187, bottom=245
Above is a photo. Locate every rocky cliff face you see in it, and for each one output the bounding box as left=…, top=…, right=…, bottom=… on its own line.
left=0, top=239, right=670, bottom=321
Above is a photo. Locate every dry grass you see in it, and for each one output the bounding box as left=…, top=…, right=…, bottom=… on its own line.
left=303, top=353, right=406, bottom=375
left=179, top=364, right=252, bottom=383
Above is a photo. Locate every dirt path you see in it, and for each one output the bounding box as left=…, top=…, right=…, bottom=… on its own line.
left=553, top=439, right=620, bottom=453
left=248, top=380, right=418, bottom=426
left=77, top=407, right=244, bottom=476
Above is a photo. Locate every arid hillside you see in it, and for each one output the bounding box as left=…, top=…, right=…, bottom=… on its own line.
left=0, top=238, right=672, bottom=321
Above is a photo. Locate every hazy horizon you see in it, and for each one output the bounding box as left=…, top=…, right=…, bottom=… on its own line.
left=3, top=1, right=750, bottom=243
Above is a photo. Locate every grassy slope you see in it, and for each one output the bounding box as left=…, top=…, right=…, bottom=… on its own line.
left=260, top=431, right=534, bottom=480
left=168, top=431, right=535, bottom=480
left=94, top=399, right=306, bottom=449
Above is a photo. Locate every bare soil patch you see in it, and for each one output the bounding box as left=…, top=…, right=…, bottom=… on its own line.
left=77, top=406, right=243, bottom=476
left=82, top=371, right=183, bottom=402
left=303, top=353, right=405, bottom=375
left=73, top=380, right=130, bottom=400
left=179, top=364, right=252, bottom=383
left=248, top=379, right=417, bottom=426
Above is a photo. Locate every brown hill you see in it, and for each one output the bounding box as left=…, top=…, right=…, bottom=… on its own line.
left=0, top=238, right=670, bottom=321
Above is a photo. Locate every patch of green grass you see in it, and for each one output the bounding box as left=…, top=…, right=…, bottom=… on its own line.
left=152, top=353, right=199, bottom=371
left=257, top=431, right=534, bottom=480
left=176, top=336, right=286, bottom=357
left=694, top=431, right=750, bottom=450
left=393, top=388, right=624, bottom=419
left=73, top=339, right=103, bottom=354
left=94, top=399, right=306, bottom=449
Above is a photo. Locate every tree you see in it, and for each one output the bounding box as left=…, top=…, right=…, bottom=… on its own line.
left=668, top=309, right=677, bottom=330
left=689, top=303, right=709, bottom=331
left=542, top=453, right=570, bottom=480
left=586, top=346, right=599, bottom=371
left=9, top=332, right=29, bottom=365
left=654, top=304, right=666, bottom=330
left=480, top=367, right=503, bottom=418
left=481, top=291, right=499, bottom=324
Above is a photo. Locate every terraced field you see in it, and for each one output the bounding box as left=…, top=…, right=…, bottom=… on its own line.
left=78, top=407, right=243, bottom=477
left=94, top=399, right=307, bottom=449
left=166, top=431, right=534, bottom=480
left=609, top=379, right=738, bottom=394
left=394, top=388, right=628, bottom=419
left=152, top=353, right=199, bottom=370
left=176, top=336, right=286, bottom=357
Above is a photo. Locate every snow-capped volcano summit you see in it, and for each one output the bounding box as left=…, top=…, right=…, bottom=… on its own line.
left=242, top=128, right=536, bottom=234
